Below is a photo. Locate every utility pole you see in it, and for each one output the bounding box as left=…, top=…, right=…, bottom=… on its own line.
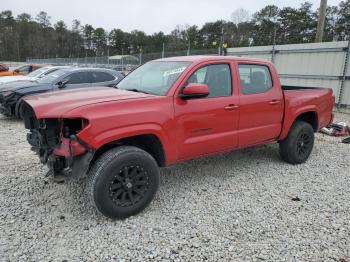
left=315, top=0, right=327, bottom=42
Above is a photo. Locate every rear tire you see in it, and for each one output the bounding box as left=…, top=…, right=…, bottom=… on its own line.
left=87, top=146, right=160, bottom=219
left=279, top=121, right=314, bottom=164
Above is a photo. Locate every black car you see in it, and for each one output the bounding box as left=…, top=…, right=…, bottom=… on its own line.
left=0, top=68, right=124, bottom=118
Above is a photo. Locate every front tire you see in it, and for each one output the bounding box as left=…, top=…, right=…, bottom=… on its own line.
left=279, top=121, right=314, bottom=164
left=87, top=146, right=160, bottom=219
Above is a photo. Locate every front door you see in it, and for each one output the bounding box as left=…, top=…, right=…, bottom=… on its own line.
left=174, top=63, right=239, bottom=160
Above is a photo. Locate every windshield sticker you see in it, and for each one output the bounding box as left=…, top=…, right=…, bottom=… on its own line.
left=163, top=67, right=186, bottom=77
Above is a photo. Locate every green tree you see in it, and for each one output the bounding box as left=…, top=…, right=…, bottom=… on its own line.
left=93, top=28, right=107, bottom=55
left=36, top=11, right=51, bottom=28
left=324, top=6, right=339, bottom=41
left=252, top=5, right=280, bottom=46
left=336, top=0, right=350, bottom=40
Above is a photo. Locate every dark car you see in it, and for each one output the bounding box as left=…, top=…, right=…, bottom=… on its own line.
left=0, top=68, right=124, bottom=118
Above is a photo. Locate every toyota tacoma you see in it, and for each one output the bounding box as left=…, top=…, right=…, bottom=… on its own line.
left=21, top=56, right=335, bottom=219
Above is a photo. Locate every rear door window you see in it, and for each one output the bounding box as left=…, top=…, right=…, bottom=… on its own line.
left=67, top=72, right=92, bottom=84
left=238, top=64, right=272, bottom=95
left=91, top=72, right=115, bottom=83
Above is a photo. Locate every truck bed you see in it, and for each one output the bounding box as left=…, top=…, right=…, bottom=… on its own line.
left=280, top=86, right=334, bottom=138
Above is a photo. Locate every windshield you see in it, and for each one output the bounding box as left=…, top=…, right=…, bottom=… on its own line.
left=117, top=61, right=191, bottom=95
left=27, top=67, right=48, bottom=78
left=36, top=69, right=70, bottom=84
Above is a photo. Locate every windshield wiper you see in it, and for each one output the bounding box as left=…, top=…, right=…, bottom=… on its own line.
left=124, top=88, right=150, bottom=94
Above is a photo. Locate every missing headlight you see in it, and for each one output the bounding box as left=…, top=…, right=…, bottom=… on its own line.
left=62, top=119, right=89, bottom=138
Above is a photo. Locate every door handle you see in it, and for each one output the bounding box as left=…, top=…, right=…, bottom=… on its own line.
left=269, top=100, right=281, bottom=105
left=224, top=104, right=239, bottom=111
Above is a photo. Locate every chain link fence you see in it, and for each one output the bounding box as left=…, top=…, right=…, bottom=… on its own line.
left=26, top=49, right=219, bottom=71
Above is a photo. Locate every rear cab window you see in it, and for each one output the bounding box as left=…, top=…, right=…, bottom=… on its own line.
left=238, top=64, right=273, bottom=95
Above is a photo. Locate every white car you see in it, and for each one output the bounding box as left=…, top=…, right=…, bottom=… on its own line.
left=0, top=66, right=71, bottom=84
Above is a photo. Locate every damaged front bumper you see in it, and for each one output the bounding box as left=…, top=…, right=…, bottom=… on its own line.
left=23, top=102, right=95, bottom=178
left=28, top=131, right=95, bottom=177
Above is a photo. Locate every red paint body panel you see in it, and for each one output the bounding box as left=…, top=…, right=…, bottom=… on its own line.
left=279, top=88, right=334, bottom=140
left=25, top=87, right=152, bottom=118
left=23, top=56, right=335, bottom=166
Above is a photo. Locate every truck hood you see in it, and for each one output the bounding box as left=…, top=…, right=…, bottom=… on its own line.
left=23, top=87, right=153, bottom=118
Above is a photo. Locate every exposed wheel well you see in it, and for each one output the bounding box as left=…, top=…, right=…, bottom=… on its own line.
left=296, top=111, right=318, bottom=131
left=90, top=134, right=166, bottom=168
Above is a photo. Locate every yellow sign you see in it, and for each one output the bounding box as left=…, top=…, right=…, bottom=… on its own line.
left=222, top=43, right=228, bottom=48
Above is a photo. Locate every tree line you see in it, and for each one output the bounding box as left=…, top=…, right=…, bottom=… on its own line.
left=0, top=1, right=349, bottom=61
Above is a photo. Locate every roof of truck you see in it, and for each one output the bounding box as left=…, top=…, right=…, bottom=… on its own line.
left=155, top=55, right=270, bottom=64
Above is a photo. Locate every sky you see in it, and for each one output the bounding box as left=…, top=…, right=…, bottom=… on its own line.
left=1, top=0, right=343, bottom=34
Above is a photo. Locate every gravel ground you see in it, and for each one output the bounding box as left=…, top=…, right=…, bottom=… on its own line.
left=0, top=111, right=349, bottom=261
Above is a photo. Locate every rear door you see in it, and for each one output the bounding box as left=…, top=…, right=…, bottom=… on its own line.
left=174, top=62, right=239, bottom=160
left=237, top=63, right=283, bottom=147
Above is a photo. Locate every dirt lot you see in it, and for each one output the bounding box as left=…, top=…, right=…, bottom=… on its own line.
left=0, top=110, right=349, bottom=261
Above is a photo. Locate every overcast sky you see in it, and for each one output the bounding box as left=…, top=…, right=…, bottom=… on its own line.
left=2, top=0, right=342, bottom=34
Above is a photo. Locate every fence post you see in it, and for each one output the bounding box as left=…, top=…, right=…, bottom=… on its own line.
left=271, top=27, right=277, bottom=63
left=187, top=40, right=190, bottom=56
left=121, top=55, right=124, bottom=71
left=338, top=40, right=350, bottom=107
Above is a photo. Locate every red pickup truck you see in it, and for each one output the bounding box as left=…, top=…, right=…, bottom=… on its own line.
left=22, top=56, right=334, bottom=219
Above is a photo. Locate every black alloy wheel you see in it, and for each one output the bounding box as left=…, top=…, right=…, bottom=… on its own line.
left=109, top=165, right=150, bottom=207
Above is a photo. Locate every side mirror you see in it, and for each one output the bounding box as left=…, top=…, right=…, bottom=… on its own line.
left=57, top=79, right=69, bottom=88
left=179, top=83, right=209, bottom=100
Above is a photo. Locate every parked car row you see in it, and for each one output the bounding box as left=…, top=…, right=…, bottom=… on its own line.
left=0, top=66, right=124, bottom=118
left=0, top=64, right=47, bottom=77
left=0, top=65, right=70, bottom=84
